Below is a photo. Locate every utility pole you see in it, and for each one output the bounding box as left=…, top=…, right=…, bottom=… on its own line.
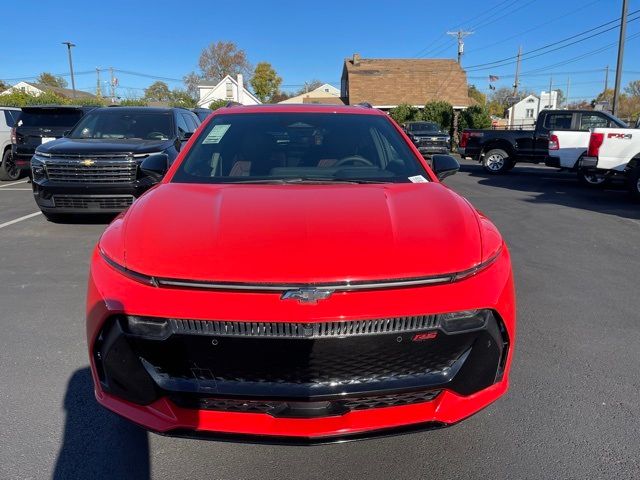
left=549, top=76, right=553, bottom=109
left=62, top=42, right=76, bottom=98
left=96, top=68, right=101, bottom=97
left=109, top=67, right=115, bottom=103
left=612, top=0, right=628, bottom=116
left=604, top=65, right=609, bottom=92
left=513, top=46, right=522, bottom=96
left=447, top=30, right=474, bottom=65
left=566, top=77, right=571, bottom=109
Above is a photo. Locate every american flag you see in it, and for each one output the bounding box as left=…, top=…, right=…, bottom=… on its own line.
left=489, top=75, right=499, bottom=82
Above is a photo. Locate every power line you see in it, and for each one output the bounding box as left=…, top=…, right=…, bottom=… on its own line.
left=465, top=10, right=640, bottom=71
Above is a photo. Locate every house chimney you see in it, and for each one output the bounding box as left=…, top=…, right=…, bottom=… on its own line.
left=352, top=53, right=361, bottom=66
left=237, top=74, right=243, bottom=104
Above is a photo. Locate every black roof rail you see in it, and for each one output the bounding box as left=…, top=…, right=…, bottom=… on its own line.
left=356, top=102, right=372, bottom=108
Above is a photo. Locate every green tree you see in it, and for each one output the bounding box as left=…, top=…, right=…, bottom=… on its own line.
left=592, top=89, right=615, bottom=107
left=144, top=81, right=171, bottom=102
left=250, top=62, right=282, bottom=103
left=389, top=103, right=421, bottom=124
left=208, top=99, right=228, bottom=110
left=119, top=98, right=148, bottom=106
left=624, top=80, right=640, bottom=97
left=169, top=89, right=197, bottom=108
left=487, top=100, right=505, bottom=117
left=422, top=101, right=453, bottom=132
left=468, top=85, right=486, bottom=105
left=36, top=72, right=68, bottom=88
left=459, top=105, right=492, bottom=130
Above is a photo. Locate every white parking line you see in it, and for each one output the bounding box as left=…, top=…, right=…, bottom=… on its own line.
left=0, top=212, right=42, bottom=230
left=0, top=179, right=28, bottom=188
left=0, top=188, right=31, bottom=191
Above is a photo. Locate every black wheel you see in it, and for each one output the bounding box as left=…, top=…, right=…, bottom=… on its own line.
left=577, top=167, right=608, bottom=188
left=0, top=149, right=21, bottom=181
left=482, top=149, right=513, bottom=174
left=627, top=166, right=640, bottom=202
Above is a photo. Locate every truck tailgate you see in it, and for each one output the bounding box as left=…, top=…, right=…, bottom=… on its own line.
left=549, top=130, right=590, bottom=168
left=593, top=128, right=640, bottom=171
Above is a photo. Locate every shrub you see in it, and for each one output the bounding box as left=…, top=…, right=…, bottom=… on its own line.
left=119, top=98, right=148, bottom=106
left=208, top=99, right=229, bottom=111
left=389, top=103, right=421, bottom=124
left=422, top=101, right=454, bottom=132
left=459, top=105, right=492, bottom=130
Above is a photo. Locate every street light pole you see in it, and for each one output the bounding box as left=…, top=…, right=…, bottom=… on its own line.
left=612, top=0, right=628, bottom=116
left=62, top=41, right=76, bottom=98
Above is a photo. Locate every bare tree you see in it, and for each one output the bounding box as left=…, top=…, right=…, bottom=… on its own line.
left=198, top=41, right=252, bottom=83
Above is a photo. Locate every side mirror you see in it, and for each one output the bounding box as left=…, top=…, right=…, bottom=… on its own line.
left=432, top=154, right=460, bottom=181
left=180, top=131, right=193, bottom=142
left=140, top=153, right=169, bottom=181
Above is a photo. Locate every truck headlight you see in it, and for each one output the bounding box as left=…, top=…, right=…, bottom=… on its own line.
left=31, top=159, right=47, bottom=180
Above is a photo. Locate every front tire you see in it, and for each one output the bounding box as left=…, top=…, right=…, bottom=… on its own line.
left=482, top=149, right=513, bottom=174
left=0, top=149, right=21, bottom=181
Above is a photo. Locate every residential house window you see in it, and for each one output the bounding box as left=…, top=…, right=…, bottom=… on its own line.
left=226, top=81, right=233, bottom=99
left=526, top=98, right=535, bottom=103
left=525, top=109, right=534, bottom=118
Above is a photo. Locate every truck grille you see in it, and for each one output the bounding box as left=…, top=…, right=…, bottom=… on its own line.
left=53, top=195, right=134, bottom=210
left=46, top=159, right=137, bottom=183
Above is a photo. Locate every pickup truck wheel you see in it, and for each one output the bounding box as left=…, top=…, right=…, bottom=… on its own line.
left=0, top=149, right=21, bottom=181
left=627, top=167, right=640, bottom=202
left=482, top=149, right=512, bottom=174
left=577, top=168, right=607, bottom=188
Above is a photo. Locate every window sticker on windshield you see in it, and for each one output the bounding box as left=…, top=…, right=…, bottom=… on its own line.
left=408, top=175, right=428, bottom=183
left=203, top=124, right=230, bottom=144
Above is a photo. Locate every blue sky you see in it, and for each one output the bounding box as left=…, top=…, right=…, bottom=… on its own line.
left=1, top=0, right=638, bottom=101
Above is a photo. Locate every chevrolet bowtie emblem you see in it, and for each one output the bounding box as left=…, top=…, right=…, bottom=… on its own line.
left=80, top=159, right=96, bottom=166
left=281, top=288, right=334, bottom=304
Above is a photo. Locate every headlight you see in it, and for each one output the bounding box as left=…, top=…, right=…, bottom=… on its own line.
left=438, top=309, right=492, bottom=333
left=31, top=159, right=47, bottom=180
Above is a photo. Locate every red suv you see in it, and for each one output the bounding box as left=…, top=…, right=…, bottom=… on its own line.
left=87, top=104, right=515, bottom=443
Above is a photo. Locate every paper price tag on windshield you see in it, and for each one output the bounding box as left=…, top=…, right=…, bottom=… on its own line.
left=408, top=175, right=428, bottom=183
left=203, top=124, right=231, bottom=144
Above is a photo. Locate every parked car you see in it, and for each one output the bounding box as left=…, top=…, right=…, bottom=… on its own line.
left=459, top=109, right=625, bottom=174
left=547, top=111, right=627, bottom=185
left=87, top=103, right=515, bottom=442
left=12, top=105, right=95, bottom=175
left=31, top=106, right=200, bottom=220
left=402, top=121, right=451, bottom=155
left=581, top=125, right=640, bottom=200
left=0, top=107, right=21, bottom=180
left=191, top=107, right=212, bottom=122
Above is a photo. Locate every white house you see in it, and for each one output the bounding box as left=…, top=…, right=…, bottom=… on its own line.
left=278, top=83, right=343, bottom=104
left=196, top=74, right=261, bottom=108
left=506, top=91, right=559, bottom=128
left=0, top=81, right=96, bottom=99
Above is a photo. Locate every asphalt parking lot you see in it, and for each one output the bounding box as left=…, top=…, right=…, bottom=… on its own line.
left=1, top=159, right=639, bottom=480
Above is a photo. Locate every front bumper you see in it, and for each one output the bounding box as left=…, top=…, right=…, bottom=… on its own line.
left=32, top=179, right=154, bottom=213
left=87, top=246, right=515, bottom=441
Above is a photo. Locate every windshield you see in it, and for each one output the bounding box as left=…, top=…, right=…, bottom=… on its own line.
left=172, top=112, right=428, bottom=184
left=409, top=122, right=440, bottom=132
left=68, top=111, right=173, bottom=140
left=18, top=109, right=84, bottom=128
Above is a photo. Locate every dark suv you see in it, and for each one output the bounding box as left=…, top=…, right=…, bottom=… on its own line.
left=402, top=121, right=451, bottom=156
left=31, top=106, right=200, bottom=219
left=12, top=105, right=95, bottom=174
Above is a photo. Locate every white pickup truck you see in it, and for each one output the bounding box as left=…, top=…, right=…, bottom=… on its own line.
left=580, top=117, right=640, bottom=200
left=547, top=111, right=628, bottom=186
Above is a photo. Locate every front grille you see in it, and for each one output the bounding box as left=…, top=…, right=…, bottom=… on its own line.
left=170, top=315, right=439, bottom=339
left=418, top=138, right=447, bottom=147
left=171, top=389, right=442, bottom=417
left=53, top=195, right=134, bottom=210
left=46, top=159, right=137, bottom=183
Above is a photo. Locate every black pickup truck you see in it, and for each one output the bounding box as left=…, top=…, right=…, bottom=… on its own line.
left=459, top=109, right=625, bottom=174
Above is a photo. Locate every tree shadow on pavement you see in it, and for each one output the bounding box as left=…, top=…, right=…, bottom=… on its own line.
left=459, top=162, right=640, bottom=221
left=53, top=368, right=150, bottom=480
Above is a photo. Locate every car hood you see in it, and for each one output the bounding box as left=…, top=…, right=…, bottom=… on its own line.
left=112, top=182, right=483, bottom=284
left=37, top=137, right=173, bottom=155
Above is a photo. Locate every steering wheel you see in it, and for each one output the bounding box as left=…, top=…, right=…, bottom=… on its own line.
left=334, top=155, right=374, bottom=167
left=147, top=131, right=165, bottom=140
